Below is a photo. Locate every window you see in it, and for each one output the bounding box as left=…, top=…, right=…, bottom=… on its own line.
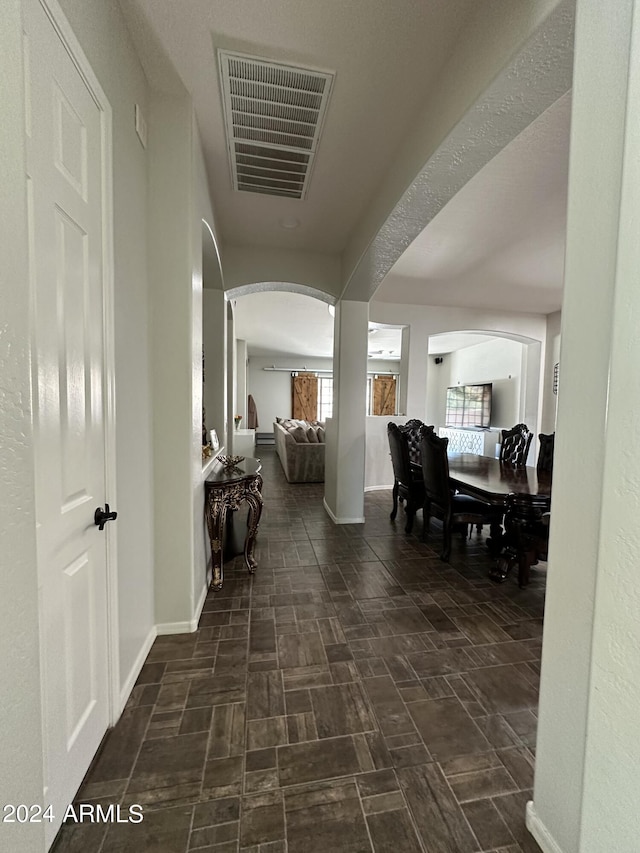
left=318, top=376, right=333, bottom=421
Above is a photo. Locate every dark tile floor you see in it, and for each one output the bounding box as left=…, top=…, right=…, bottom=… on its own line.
left=54, top=447, right=545, bottom=853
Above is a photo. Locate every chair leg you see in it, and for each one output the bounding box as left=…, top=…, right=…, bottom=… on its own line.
left=441, top=513, right=452, bottom=561
left=390, top=480, right=399, bottom=520
left=422, top=500, right=431, bottom=541
left=404, top=502, right=415, bottom=534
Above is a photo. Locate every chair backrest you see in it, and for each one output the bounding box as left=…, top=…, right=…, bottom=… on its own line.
left=499, top=423, right=533, bottom=466
left=398, top=418, right=432, bottom=466
left=419, top=426, right=452, bottom=514
left=537, top=432, right=555, bottom=473
left=387, top=422, right=413, bottom=485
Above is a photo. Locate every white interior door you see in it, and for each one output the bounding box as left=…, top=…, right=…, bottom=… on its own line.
left=24, top=1, right=114, bottom=845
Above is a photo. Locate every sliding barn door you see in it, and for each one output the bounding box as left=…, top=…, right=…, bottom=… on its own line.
left=292, top=373, right=318, bottom=420
left=372, top=375, right=397, bottom=416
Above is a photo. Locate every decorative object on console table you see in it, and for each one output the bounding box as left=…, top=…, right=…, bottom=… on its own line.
left=218, top=454, right=245, bottom=471
left=234, top=414, right=242, bottom=430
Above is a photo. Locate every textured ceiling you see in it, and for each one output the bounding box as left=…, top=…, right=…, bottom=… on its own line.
left=121, top=0, right=573, bottom=320
left=232, top=292, right=403, bottom=360
left=120, top=0, right=475, bottom=253
left=375, top=92, right=571, bottom=314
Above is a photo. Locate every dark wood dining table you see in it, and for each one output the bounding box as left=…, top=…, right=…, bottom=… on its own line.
left=447, top=453, right=552, bottom=587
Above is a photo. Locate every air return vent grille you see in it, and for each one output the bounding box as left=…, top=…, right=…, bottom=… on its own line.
left=218, top=51, right=334, bottom=199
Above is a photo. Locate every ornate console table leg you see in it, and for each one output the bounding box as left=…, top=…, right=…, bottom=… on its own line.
left=244, top=474, right=264, bottom=574
left=206, top=490, right=228, bottom=589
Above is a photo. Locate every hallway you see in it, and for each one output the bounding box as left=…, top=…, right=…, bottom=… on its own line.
left=54, top=448, right=544, bottom=853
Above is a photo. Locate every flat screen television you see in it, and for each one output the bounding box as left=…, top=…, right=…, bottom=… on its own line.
left=445, top=383, right=492, bottom=429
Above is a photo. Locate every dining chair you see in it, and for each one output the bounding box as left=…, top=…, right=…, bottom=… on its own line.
left=387, top=422, right=428, bottom=533
left=499, top=423, right=533, bottom=466
left=398, top=418, right=427, bottom=467
left=537, top=432, right=555, bottom=473
left=419, top=426, right=503, bottom=561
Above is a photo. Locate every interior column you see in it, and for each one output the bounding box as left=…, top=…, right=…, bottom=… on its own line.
left=236, top=339, right=248, bottom=424
left=203, top=289, right=227, bottom=449
left=226, top=300, right=236, bottom=451
left=323, top=299, right=368, bottom=523
left=529, top=1, right=640, bottom=851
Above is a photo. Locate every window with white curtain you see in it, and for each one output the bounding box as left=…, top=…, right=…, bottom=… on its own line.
left=317, top=376, right=333, bottom=421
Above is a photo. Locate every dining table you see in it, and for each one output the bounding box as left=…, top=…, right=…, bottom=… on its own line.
left=447, top=452, right=552, bottom=587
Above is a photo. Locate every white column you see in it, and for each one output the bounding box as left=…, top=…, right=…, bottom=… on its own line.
left=399, top=325, right=410, bottom=416
left=324, top=300, right=368, bottom=523
left=236, top=339, right=248, bottom=423
left=528, top=2, right=640, bottom=852
left=203, top=289, right=227, bottom=447
left=226, top=301, right=236, bottom=451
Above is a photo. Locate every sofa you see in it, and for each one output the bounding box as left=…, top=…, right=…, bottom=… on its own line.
left=273, top=419, right=325, bottom=482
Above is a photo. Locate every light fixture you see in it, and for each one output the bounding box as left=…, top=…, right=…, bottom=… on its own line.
left=279, top=217, right=301, bottom=230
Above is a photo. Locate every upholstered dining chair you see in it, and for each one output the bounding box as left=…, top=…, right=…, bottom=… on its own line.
left=387, top=422, right=429, bottom=534
left=419, top=426, right=503, bottom=561
left=499, top=423, right=533, bottom=466
left=537, top=432, right=555, bottom=474
left=398, top=418, right=427, bottom=468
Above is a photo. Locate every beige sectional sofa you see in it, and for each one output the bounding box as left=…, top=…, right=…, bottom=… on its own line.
left=273, top=419, right=325, bottom=483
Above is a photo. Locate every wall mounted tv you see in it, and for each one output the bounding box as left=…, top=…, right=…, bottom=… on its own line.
left=445, top=383, right=492, bottom=429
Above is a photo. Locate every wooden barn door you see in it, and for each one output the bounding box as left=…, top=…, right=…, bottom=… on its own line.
left=292, top=373, right=318, bottom=420
left=372, top=375, right=397, bottom=416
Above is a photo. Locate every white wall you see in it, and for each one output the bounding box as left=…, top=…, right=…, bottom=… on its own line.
left=371, top=302, right=547, bottom=431
left=247, top=356, right=332, bottom=428
left=0, top=4, right=46, bottom=848
left=149, top=90, right=196, bottom=630
left=191, top=118, right=215, bottom=628
left=432, top=338, right=524, bottom=429
left=247, top=355, right=397, bottom=430
left=223, top=245, right=341, bottom=299
left=57, top=0, right=155, bottom=702
left=365, top=416, right=407, bottom=490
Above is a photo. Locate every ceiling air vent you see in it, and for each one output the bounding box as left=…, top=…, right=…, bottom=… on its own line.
left=218, top=50, right=334, bottom=200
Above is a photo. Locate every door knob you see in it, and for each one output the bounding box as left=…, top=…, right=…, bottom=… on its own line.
left=94, top=503, right=118, bottom=531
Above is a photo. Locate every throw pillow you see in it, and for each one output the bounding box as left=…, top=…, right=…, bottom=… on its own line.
left=306, top=426, right=319, bottom=443
left=317, top=426, right=325, bottom=442
left=290, top=425, right=309, bottom=443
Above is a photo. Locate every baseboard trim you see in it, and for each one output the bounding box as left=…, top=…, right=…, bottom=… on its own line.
left=526, top=801, right=565, bottom=853
left=365, top=484, right=394, bottom=492
left=156, top=619, right=197, bottom=636
left=118, top=624, right=157, bottom=715
left=322, top=497, right=365, bottom=525
left=193, top=579, right=209, bottom=628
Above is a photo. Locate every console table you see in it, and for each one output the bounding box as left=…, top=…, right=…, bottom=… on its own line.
left=204, top=457, right=263, bottom=589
